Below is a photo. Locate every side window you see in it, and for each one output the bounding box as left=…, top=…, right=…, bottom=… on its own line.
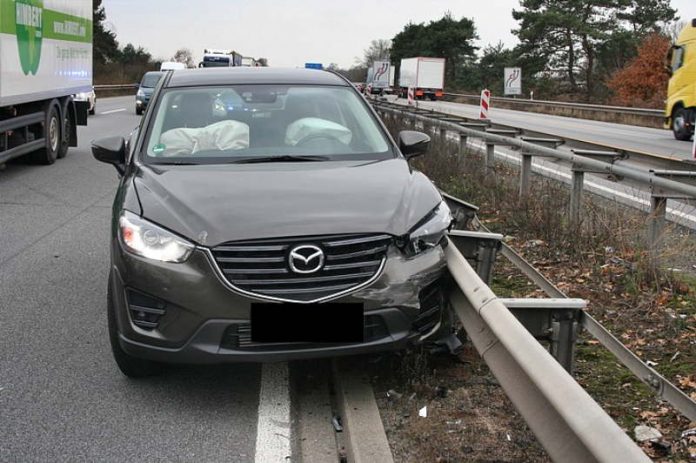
left=671, top=46, right=684, bottom=73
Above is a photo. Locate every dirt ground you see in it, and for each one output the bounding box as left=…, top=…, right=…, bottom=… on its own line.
left=368, top=347, right=551, bottom=463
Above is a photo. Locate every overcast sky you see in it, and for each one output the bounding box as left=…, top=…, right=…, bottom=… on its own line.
left=103, top=0, right=695, bottom=68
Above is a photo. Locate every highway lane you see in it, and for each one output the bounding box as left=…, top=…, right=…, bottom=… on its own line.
left=0, top=100, right=263, bottom=461
left=398, top=98, right=694, bottom=161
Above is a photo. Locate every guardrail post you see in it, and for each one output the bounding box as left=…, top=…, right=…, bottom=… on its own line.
left=551, top=311, right=579, bottom=373
left=459, top=134, right=468, bottom=156
left=569, top=169, right=584, bottom=224
left=647, top=195, right=667, bottom=264
left=519, top=153, right=532, bottom=196
left=485, top=143, right=495, bottom=173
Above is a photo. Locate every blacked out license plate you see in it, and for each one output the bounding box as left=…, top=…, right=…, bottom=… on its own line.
left=251, top=303, right=364, bottom=343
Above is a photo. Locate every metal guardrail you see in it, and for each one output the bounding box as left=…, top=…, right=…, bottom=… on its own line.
left=93, top=84, right=138, bottom=91
left=443, top=92, right=664, bottom=118
left=446, top=237, right=651, bottom=463
left=373, top=103, right=696, bottom=256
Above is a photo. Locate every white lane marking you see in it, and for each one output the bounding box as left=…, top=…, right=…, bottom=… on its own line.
left=99, top=108, right=126, bottom=115
left=255, top=362, right=291, bottom=463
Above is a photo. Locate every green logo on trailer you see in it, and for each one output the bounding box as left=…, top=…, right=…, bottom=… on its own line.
left=15, top=0, right=44, bottom=75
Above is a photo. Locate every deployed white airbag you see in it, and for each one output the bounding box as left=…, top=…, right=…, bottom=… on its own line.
left=285, top=117, right=352, bottom=146
left=157, top=120, right=250, bottom=156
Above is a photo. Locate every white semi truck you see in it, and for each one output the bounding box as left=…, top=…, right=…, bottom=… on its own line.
left=398, top=57, right=445, bottom=101
left=0, top=0, right=92, bottom=166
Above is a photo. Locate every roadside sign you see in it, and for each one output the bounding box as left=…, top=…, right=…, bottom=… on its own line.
left=504, top=67, right=522, bottom=96
left=305, top=63, right=323, bottom=70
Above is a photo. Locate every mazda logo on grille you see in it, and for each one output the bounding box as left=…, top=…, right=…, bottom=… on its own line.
left=288, top=245, right=324, bottom=274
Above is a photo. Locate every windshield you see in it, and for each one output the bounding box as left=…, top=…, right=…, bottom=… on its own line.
left=141, top=72, right=163, bottom=88
left=142, top=85, right=392, bottom=164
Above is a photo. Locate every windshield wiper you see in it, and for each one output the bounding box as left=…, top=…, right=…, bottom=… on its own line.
left=150, top=161, right=199, bottom=165
left=229, top=155, right=329, bottom=164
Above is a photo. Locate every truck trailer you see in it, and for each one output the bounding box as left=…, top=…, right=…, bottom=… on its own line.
left=665, top=19, right=696, bottom=141
left=199, top=49, right=243, bottom=68
left=398, top=57, right=445, bottom=101
left=0, top=0, right=92, bottom=166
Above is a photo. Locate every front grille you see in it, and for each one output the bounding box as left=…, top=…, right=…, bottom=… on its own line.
left=211, top=234, right=392, bottom=303
left=220, top=314, right=389, bottom=350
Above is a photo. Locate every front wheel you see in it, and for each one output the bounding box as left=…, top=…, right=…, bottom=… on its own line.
left=107, top=277, right=164, bottom=378
left=672, top=107, right=692, bottom=141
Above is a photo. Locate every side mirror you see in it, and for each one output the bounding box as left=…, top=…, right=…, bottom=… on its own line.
left=398, top=130, right=430, bottom=159
left=92, top=136, right=126, bottom=174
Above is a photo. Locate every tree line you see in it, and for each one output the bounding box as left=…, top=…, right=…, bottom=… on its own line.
left=341, top=0, right=679, bottom=107
left=93, top=0, right=198, bottom=83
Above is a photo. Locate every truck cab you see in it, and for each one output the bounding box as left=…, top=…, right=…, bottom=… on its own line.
left=665, top=19, right=696, bottom=140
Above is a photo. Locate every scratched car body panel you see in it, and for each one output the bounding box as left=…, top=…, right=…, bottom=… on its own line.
left=93, top=67, right=452, bottom=377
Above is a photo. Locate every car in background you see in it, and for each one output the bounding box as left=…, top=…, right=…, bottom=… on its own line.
left=74, top=87, right=96, bottom=115
left=161, top=61, right=186, bottom=71
left=135, top=71, right=164, bottom=115
left=92, top=68, right=453, bottom=377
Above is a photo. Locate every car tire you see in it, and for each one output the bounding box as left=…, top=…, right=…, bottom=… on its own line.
left=32, top=102, right=61, bottom=165
left=136, top=106, right=143, bottom=116
left=107, top=277, right=164, bottom=378
left=89, top=105, right=95, bottom=116
left=672, top=107, right=692, bottom=141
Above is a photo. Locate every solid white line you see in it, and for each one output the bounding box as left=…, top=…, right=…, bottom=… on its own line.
left=255, top=362, right=291, bottom=463
left=99, top=108, right=126, bottom=115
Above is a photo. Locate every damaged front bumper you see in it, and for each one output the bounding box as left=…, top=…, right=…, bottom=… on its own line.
left=111, top=242, right=449, bottom=364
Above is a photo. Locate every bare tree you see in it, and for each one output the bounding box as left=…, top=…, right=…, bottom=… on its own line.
left=362, top=39, right=391, bottom=67
left=172, top=48, right=195, bottom=68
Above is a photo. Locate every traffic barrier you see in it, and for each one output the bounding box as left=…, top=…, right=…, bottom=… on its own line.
left=479, top=89, right=490, bottom=120
left=444, top=92, right=663, bottom=128
left=372, top=103, right=696, bottom=264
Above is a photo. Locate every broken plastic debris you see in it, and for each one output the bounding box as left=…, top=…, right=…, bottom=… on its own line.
left=634, top=425, right=662, bottom=442
left=332, top=415, right=343, bottom=433
left=506, top=433, right=512, bottom=442
left=418, top=406, right=427, bottom=418
left=387, top=389, right=403, bottom=400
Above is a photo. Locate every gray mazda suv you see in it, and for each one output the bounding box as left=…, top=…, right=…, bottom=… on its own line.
left=92, top=68, right=453, bottom=377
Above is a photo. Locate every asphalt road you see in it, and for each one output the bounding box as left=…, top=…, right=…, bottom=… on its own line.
left=0, top=96, right=263, bottom=462
left=402, top=99, right=694, bottom=160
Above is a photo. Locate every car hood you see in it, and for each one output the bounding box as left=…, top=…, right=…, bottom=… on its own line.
left=132, top=158, right=442, bottom=246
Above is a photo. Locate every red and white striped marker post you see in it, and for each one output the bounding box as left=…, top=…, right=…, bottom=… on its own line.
left=480, top=88, right=491, bottom=120
left=407, top=87, right=415, bottom=106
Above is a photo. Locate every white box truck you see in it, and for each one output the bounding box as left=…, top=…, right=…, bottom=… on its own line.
left=368, top=60, right=390, bottom=94
left=398, top=57, right=445, bottom=101
left=0, top=0, right=92, bottom=166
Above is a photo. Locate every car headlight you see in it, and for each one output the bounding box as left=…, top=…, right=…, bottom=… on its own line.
left=136, top=89, right=145, bottom=98
left=118, top=211, right=194, bottom=263
left=407, top=202, right=453, bottom=255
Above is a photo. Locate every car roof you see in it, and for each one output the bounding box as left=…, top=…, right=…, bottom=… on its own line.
left=166, top=67, right=349, bottom=88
